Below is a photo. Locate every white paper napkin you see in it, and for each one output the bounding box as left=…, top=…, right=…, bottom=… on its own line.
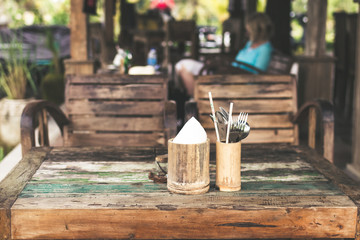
left=173, top=117, right=207, bottom=144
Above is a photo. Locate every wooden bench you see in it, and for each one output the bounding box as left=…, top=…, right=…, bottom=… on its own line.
left=21, top=74, right=177, bottom=156
left=185, top=74, right=334, bottom=162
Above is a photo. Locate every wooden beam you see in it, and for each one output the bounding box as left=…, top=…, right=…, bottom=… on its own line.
left=347, top=3, right=360, bottom=178
left=265, top=0, right=291, bottom=55
left=305, top=0, right=327, bottom=56
left=104, top=0, right=114, bottom=44
left=70, top=0, right=89, bottom=61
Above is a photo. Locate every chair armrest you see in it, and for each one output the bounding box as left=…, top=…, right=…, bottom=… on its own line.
left=292, top=99, right=334, bottom=162
left=184, top=99, right=198, bottom=122
left=164, top=100, right=177, bottom=140
left=199, top=58, right=262, bottom=75
left=232, top=60, right=266, bottom=74
left=21, top=100, right=70, bottom=157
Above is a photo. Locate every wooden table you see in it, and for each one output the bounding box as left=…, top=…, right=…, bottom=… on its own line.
left=1, top=144, right=360, bottom=239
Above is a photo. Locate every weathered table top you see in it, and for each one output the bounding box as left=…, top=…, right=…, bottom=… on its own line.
left=1, top=144, right=360, bottom=239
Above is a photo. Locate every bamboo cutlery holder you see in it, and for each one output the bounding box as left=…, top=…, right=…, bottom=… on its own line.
left=166, top=138, right=241, bottom=194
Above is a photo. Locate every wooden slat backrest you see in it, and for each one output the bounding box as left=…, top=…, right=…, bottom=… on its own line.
left=194, top=74, right=299, bottom=144
left=64, top=74, right=169, bottom=147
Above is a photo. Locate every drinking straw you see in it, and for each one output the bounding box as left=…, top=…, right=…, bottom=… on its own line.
left=208, top=92, right=220, bottom=142
left=226, top=102, right=233, bottom=144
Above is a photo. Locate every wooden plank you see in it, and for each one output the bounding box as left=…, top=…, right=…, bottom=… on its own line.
left=68, top=116, right=164, bottom=131
left=33, top=160, right=314, bottom=175
left=200, top=114, right=293, bottom=129
left=45, top=145, right=301, bottom=164
left=64, top=132, right=166, bottom=147
left=26, top=160, right=327, bottom=185
left=67, top=100, right=164, bottom=115
left=19, top=179, right=339, bottom=197
left=26, top=172, right=328, bottom=186
left=196, top=74, right=294, bottom=84
left=0, top=147, right=49, bottom=240
left=197, top=99, right=295, bottom=114
left=206, top=129, right=295, bottom=144
left=67, top=74, right=167, bottom=84
left=48, top=146, right=158, bottom=162
left=11, top=199, right=356, bottom=239
left=296, top=145, right=360, bottom=240
left=17, top=187, right=344, bottom=199
left=13, top=194, right=354, bottom=209
left=196, top=83, right=293, bottom=99
left=66, top=84, right=165, bottom=100
left=8, top=145, right=360, bottom=239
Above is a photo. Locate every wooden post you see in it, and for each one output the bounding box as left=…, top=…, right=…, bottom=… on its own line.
left=347, top=3, right=360, bottom=179
left=296, top=0, right=335, bottom=107
left=64, top=0, right=95, bottom=75
left=308, top=107, right=316, bottom=149
left=265, top=0, right=291, bottom=55
left=103, top=0, right=115, bottom=64
left=305, top=0, right=327, bottom=56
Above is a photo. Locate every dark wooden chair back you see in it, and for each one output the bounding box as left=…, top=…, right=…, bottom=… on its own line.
left=63, top=74, right=175, bottom=147
left=199, top=50, right=294, bottom=75
left=193, top=74, right=298, bottom=144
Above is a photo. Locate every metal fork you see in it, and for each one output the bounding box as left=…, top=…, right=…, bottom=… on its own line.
left=233, top=112, right=248, bottom=131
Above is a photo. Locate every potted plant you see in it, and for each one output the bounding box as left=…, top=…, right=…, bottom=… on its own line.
left=0, top=37, right=37, bottom=148
left=40, top=30, right=64, bottom=105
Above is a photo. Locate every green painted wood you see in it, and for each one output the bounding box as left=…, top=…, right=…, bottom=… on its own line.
left=19, top=181, right=342, bottom=196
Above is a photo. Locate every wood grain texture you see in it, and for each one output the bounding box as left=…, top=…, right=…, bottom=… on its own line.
left=8, top=144, right=360, bottom=239
left=216, top=141, right=241, bottom=191
left=196, top=74, right=293, bottom=84
left=206, top=129, right=296, bottom=144
left=197, top=99, right=295, bottom=114
left=64, top=132, right=166, bottom=147
left=167, top=139, right=210, bottom=194
left=69, top=0, right=88, bottom=61
left=66, top=84, right=165, bottom=100
left=67, top=116, right=164, bottom=131
left=0, top=147, right=49, bottom=240
left=11, top=207, right=356, bottom=239
left=196, top=83, right=293, bottom=99
left=192, top=74, right=334, bottom=162
left=200, top=114, right=293, bottom=129
left=61, top=74, right=175, bottom=147
left=193, top=74, right=298, bottom=146
left=67, top=74, right=167, bottom=84
left=67, top=100, right=164, bottom=115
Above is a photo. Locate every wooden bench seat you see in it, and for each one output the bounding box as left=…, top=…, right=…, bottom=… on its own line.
left=21, top=74, right=177, bottom=156
left=185, top=74, right=334, bottom=162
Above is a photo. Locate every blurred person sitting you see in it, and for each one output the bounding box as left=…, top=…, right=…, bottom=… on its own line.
left=175, top=12, right=274, bottom=97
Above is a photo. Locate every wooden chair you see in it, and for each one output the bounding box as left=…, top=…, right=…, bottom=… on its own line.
left=199, top=50, right=294, bottom=75
left=21, top=74, right=177, bottom=156
left=185, top=74, right=334, bottom=162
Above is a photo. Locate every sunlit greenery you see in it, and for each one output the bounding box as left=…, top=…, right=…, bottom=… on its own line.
left=1, top=0, right=70, bottom=27
left=291, top=0, right=358, bottom=50
left=1, top=0, right=359, bottom=49
left=132, top=0, right=229, bottom=33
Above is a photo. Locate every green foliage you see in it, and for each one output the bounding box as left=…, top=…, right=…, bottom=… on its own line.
left=0, top=147, right=3, bottom=162
left=41, top=73, right=64, bottom=105
left=291, top=0, right=358, bottom=53
left=40, top=30, right=65, bottom=105
left=134, top=0, right=229, bottom=33
left=0, top=37, right=37, bottom=99
left=2, top=0, right=70, bottom=28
